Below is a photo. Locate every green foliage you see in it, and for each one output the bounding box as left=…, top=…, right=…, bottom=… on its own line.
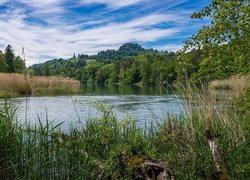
left=0, top=45, right=26, bottom=74
left=31, top=58, right=87, bottom=80
left=83, top=61, right=103, bottom=83
left=30, top=44, right=177, bottom=86
left=96, top=64, right=114, bottom=84
left=96, top=43, right=148, bottom=63
left=231, top=84, right=250, bottom=115
left=14, top=56, right=26, bottom=73
left=5, top=44, right=15, bottom=73
left=44, top=63, right=50, bottom=76
left=0, top=51, right=8, bottom=72
left=176, top=49, right=201, bottom=83
left=181, top=0, right=250, bottom=83
left=113, top=52, right=177, bottom=85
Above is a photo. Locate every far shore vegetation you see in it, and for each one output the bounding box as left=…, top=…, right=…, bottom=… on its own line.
left=0, top=73, right=80, bottom=98
left=0, top=44, right=80, bottom=98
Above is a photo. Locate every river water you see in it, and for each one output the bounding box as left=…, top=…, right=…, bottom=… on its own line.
left=5, top=85, right=184, bottom=131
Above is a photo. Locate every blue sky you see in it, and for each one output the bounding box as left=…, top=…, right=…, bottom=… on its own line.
left=0, top=0, right=211, bottom=65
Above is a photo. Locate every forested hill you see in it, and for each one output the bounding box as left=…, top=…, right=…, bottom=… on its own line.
left=30, top=43, right=177, bottom=85
left=31, top=43, right=156, bottom=66
left=94, top=43, right=155, bottom=63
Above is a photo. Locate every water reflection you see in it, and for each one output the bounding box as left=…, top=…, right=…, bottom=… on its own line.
left=2, top=85, right=183, bottom=132
left=80, top=84, right=172, bottom=96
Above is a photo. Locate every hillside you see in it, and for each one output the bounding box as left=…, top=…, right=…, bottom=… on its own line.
left=30, top=43, right=176, bottom=85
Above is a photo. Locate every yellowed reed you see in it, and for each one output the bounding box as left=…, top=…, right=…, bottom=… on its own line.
left=0, top=73, right=80, bottom=95
left=31, top=76, right=80, bottom=94
left=180, top=82, right=246, bottom=145
left=0, top=73, right=31, bottom=94
left=209, top=76, right=248, bottom=94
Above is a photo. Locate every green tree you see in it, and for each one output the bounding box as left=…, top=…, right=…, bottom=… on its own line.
left=5, top=45, right=15, bottom=73
left=44, top=64, right=50, bottom=76
left=0, top=51, right=8, bottom=72
left=125, top=62, right=140, bottom=84
left=118, top=57, right=138, bottom=84
left=83, top=61, right=103, bottom=83
left=139, top=54, right=152, bottom=85
left=96, top=64, right=114, bottom=84
left=176, top=49, right=201, bottom=83
left=182, top=0, right=250, bottom=81
left=14, top=56, right=26, bottom=73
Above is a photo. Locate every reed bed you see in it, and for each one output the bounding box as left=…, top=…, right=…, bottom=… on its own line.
left=0, top=73, right=80, bottom=97
left=31, top=76, right=80, bottom=95
left=208, top=76, right=249, bottom=93
left=0, top=82, right=249, bottom=179
left=0, top=73, right=31, bottom=97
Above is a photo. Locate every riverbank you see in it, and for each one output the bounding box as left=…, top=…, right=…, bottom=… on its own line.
left=0, top=73, right=80, bottom=98
left=0, top=81, right=249, bottom=179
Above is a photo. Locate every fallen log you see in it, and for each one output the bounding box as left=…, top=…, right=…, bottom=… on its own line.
left=128, top=155, right=175, bottom=180
left=98, top=153, right=174, bottom=180
left=206, top=130, right=231, bottom=180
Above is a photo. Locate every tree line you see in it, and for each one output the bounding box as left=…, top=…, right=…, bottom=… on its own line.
left=30, top=45, right=177, bottom=86
left=0, top=45, right=26, bottom=73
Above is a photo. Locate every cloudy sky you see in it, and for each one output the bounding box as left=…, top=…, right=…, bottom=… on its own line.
left=0, top=0, right=211, bottom=65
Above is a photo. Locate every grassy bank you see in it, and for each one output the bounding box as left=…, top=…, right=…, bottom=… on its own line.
left=208, top=76, right=249, bottom=92
left=0, top=82, right=249, bottom=179
left=0, top=73, right=80, bottom=98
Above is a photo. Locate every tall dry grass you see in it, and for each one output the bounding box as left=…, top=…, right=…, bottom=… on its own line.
left=0, top=73, right=31, bottom=97
left=0, top=73, right=80, bottom=97
left=208, top=76, right=248, bottom=93
left=162, top=81, right=250, bottom=179
left=31, top=76, right=80, bottom=95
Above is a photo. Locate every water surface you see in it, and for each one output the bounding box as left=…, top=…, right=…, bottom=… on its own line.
left=5, top=85, right=183, bottom=131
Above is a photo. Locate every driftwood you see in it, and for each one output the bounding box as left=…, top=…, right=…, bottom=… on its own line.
left=126, top=155, right=174, bottom=180
left=138, top=160, right=175, bottom=180
left=98, top=153, right=174, bottom=180
left=206, top=130, right=231, bottom=180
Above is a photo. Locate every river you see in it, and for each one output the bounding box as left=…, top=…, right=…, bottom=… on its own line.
left=4, top=85, right=184, bottom=131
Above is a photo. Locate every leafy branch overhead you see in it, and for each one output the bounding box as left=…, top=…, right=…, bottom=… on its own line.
left=186, top=0, right=250, bottom=48
left=180, top=0, right=249, bottom=82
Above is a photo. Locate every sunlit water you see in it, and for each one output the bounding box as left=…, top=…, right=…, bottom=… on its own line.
left=2, top=85, right=184, bottom=131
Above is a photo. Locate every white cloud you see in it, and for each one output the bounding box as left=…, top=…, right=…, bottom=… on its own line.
left=0, top=0, right=208, bottom=66
left=82, top=0, right=143, bottom=8
left=15, top=0, right=61, bottom=8
left=0, top=0, right=7, bottom=4
left=153, top=44, right=183, bottom=52
left=0, top=7, right=181, bottom=66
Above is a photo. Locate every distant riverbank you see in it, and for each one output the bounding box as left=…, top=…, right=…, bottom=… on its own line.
left=0, top=73, right=80, bottom=98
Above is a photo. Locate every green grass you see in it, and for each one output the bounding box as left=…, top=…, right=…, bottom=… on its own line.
left=0, top=85, right=249, bottom=179
left=0, top=91, right=18, bottom=98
